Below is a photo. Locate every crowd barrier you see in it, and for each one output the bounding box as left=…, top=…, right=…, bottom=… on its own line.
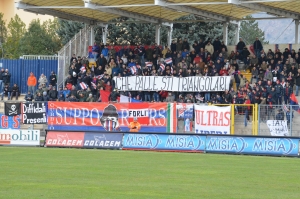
left=47, top=102, right=260, bottom=135
left=43, top=130, right=300, bottom=157
left=1, top=101, right=299, bottom=137
left=258, top=104, right=300, bottom=137
left=0, top=101, right=300, bottom=137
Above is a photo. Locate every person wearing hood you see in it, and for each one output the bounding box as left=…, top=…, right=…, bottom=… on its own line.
left=101, top=45, right=109, bottom=61
left=58, top=94, right=65, bottom=101
left=25, top=91, right=33, bottom=101
left=42, top=91, right=49, bottom=101
left=37, top=84, right=46, bottom=96
left=2, top=69, right=11, bottom=85
left=92, top=42, right=100, bottom=61
left=49, top=71, right=57, bottom=86
left=86, top=93, right=95, bottom=102
left=205, top=41, right=214, bottom=55
left=129, top=117, right=141, bottom=132
left=11, top=83, right=19, bottom=100
left=253, top=37, right=263, bottom=58
left=58, top=85, right=64, bottom=96
left=27, top=72, right=37, bottom=94
left=1, top=84, right=11, bottom=100
left=34, top=92, right=43, bottom=102
left=63, top=87, right=70, bottom=98
left=38, top=73, right=48, bottom=86
left=49, top=86, right=58, bottom=101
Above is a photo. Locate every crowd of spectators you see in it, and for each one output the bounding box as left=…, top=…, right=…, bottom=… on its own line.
left=0, top=37, right=293, bottom=123
left=24, top=71, right=58, bottom=102
left=62, top=37, right=298, bottom=108
left=0, top=67, right=58, bottom=102
left=0, top=35, right=295, bottom=127
left=0, top=68, right=16, bottom=100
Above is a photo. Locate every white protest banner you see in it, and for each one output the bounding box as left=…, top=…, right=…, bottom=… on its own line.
left=194, top=105, right=231, bottom=134
left=267, top=120, right=289, bottom=136
left=113, top=76, right=230, bottom=92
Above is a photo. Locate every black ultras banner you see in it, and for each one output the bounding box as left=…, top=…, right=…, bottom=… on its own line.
left=5, top=102, right=21, bottom=116
left=22, top=102, right=47, bottom=124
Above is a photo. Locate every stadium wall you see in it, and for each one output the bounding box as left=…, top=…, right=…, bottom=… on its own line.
left=0, top=59, right=58, bottom=94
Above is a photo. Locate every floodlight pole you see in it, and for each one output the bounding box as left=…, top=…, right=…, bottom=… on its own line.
left=102, top=24, right=108, bottom=45
left=235, top=21, right=241, bottom=45
left=167, top=24, right=173, bottom=47
left=223, top=22, right=229, bottom=45
left=90, top=25, right=95, bottom=46
left=295, top=19, right=299, bottom=44
left=155, top=24, right=162, bottom=45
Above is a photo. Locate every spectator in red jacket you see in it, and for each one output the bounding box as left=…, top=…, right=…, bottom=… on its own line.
left=159, top=90, right=168, bottom=101
left=104, top=81, right=112, bottom=92
left=219, top=66, right=228, bottom=76
left=244, top=96, right=251, bottom=127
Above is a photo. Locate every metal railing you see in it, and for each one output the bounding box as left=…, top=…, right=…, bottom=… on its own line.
left=0, top=100, right=298, bottom=137
left=209, top=103, right=258, bottom=136
left=22, top=55, right=58, bottom=60
left=258, top=104, right=298, bottom=137
left=57, top=25, right=91, bottom=88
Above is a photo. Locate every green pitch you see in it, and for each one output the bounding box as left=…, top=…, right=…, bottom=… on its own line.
left=0, top=147, right=299, bottom=199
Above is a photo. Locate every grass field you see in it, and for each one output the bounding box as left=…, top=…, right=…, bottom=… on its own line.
left=0, top=147, right=299, bottom=199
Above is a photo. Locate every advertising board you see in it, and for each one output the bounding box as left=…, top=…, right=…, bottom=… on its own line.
left=205, top=136, right=299, bottom=156
left=45, top=131, right=123, bottom=149
left=45, top=131, right=85, bottom=148
left=83, top=132, right=123, bottom=149
left=0, top=130, right=40, bottom=146
left=122, top=133, right=205, bottom=151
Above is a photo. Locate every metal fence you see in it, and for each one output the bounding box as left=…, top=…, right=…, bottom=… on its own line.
left=258, top=104, right=299, bottom=137
left=22, top=55, right=58, bottom=60
left=1, top=100, right=298, bottom=136
left=57, top=26, right=91, bottom=88
left=0, top=59, right=58, bottom=94
left=175, top=103, right=258, bottom=136
left=210, top=104, right=258, bottom=136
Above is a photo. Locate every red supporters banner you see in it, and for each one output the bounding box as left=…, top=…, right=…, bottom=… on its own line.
left=45, top=131, right=85, bottom=147
left=47, top=102, right=177, bottom=133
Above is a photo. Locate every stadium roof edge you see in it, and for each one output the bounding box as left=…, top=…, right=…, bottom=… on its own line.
left=15, top=0, right=300, bottom=24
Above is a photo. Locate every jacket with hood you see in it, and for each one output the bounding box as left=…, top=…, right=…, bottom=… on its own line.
left=27, top=73, right=37, bottom=86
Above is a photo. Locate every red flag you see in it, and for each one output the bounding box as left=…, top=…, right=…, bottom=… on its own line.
left=100, top=90, right=111, bottom=102
left=290, top=93, right=300, bottom=113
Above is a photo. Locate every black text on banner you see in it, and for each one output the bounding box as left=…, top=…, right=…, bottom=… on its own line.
left=22, top=102, right=47, bottom=124
left=113, top=76, right=230, bottom=92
